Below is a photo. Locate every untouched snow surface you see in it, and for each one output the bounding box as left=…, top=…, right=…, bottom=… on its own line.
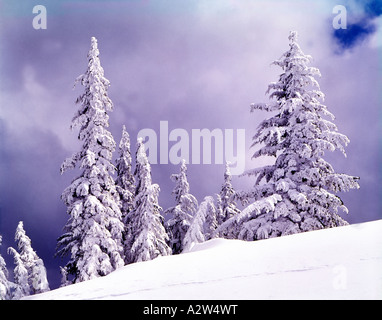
left=27, top=220, right=382, bottom=300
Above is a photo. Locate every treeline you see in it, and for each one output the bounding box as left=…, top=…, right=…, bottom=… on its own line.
left=0, top=31, right=359, bottom=299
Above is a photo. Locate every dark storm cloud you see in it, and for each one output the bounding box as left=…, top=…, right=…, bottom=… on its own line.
left=0, top=0, right=380, bottom=289
left=362, top=0, right=382, bottom=17
left=333, top=18, right=376, bottom=50
left=333, top=0, right=382, bottom=51
left=0, top=122, right=69, bottom=288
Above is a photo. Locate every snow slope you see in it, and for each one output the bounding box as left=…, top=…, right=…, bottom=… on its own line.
left=26, top=220, right=382, bottom=300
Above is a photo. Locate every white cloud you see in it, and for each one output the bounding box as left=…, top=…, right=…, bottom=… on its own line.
left=0, top=65, right=75, bottom=151
left=368, top=16, right=382, bottom=48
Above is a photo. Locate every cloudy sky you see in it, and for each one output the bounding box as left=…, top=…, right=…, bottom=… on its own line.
left=0, top=0, right=381, bottom=288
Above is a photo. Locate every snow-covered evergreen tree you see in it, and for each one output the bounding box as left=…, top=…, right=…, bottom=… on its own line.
left=216, top=195, right=281, bottom=240
left=183, top=196, right=217, bottom=251
left=125, top=138, right=171, bottom=263
left=115, top=125, right=135, bottom=221
left=240, top=31, right=359, bottom=239
left=59, top=266, right=70, bottom=288
left=10, top=221, right=49, bottom=295
left=7, top=247, right=29, bottom=300
left=205, top=198, right=218, bottom=241
left=165, top=159, right=198, bottom=254
left=216, top=162, right=241, bottom=238
left=115, top=125, right=135, bottom=263
left=57, top=37, right=124, bottom=282
left=0, top=236, right=11, bottom=300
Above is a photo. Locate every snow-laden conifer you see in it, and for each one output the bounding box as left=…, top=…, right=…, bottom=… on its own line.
left=59, top=266, right=70, bottom=288
left=183, top=196, right=217, bottom=251
left=57, top=37, right=124, bottom=282
left=115, top=125, right=135, bottom=262
left=115, top=125, right=135, bottom=219
left=0, top=236, right=11, bottom=300
left=125, top=138, right=171, bottom=263
left=204, top=198, right=218, bottom=241
left=216, top=162, right=241, bottom=238
left=216, top=195, right=282, bottom=240
left=7, top=247, right=29, bottom=300
left=165, top=159, right=198, bottom=254
left=240, top=31, right=359, bottom=239
left=9, top=222, right=49, bottom=295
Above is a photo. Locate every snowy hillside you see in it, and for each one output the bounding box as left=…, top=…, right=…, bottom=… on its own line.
left=26, top=220, right=382, bottom=300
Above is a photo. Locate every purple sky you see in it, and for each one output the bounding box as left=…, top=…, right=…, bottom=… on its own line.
left=0, top=0, right=381, bottom=289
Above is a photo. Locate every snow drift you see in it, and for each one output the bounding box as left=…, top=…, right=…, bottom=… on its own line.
left=26, top=219, right=382, bottom=300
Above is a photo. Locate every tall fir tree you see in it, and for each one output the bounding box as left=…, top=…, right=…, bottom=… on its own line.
left=216, top=162, right=241, bottom=238
left=57, top=37, right=124, bottom=282
left=10, top=221, right=49, bottom=295
left=165, top=159, right=198, bottom=254
left=115, top=125, right=135, bottom=220
left=125, top=138, right=171, bottom=263
left=0, top=236, right=11, bottom=300
left=115, top=125, right=135, bottom=262
left=240, top=31, right=359, bottom=239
